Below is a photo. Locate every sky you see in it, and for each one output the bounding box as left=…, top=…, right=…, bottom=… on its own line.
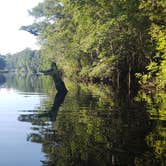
left=0, top=0, right=43, bottom=54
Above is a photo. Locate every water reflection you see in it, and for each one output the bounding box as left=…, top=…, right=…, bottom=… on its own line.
left=15, top=77, right=165, bottom=165
left=135, top=90, right=166, bottom=165
left=2, top=74, right=166, bottom=165
left=4, top=73, right=54, bottom=93
left=0, top=74, right=6, bottom=86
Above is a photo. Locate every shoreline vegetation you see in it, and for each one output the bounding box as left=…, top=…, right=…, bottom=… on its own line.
left=0, top=2, right=165, bottom=165
left=0, top=0, right=165, bottom=93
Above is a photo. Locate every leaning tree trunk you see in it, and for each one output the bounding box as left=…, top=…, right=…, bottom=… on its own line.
left=41, top=62, right=68, bottom=93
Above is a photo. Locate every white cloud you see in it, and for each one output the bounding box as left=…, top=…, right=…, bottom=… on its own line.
left=0, top=0, right=43, bottom=54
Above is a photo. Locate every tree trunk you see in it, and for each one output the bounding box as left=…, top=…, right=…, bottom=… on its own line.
left=51, top=63, right=68, bottom=93
left=117, top=68, right=120, bottom=90
left=128, top=64, right=131, bottom=98
left=41, top=62, right=68, bottom=93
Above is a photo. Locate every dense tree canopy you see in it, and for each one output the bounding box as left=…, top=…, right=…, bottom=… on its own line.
left=21, top=0, right=165, bottom=89
left=138, top=0, right=166, bottom=89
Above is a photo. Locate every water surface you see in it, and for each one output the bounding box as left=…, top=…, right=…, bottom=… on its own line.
left=0, top=74, right=165, bottom=166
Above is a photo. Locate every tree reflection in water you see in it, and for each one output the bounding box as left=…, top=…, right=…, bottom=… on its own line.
left=17, top=80, right=166, bottom=166
left=18, top=91, right=66, bottom=144
left=0, top=74, right=6, bottom=86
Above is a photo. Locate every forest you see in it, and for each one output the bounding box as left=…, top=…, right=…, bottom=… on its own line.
left=0, top=0, right=165, bottom=90
left=0, top=1, right=165, bottom=165
left=0, top=48, right=50, bottom=74
left=19, top=0, right=166, bottom=90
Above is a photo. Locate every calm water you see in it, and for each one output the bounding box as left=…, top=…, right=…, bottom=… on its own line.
left=0, top=74, right=166, bottom=166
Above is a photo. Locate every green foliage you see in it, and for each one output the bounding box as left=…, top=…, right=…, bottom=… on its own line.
left=89, top=57, right=115, bottom=79
left=21, top=0, right=165, bottom=87
left=138, top=0, right=166, bottom=88
left=5, top=48, right=51, bottom=74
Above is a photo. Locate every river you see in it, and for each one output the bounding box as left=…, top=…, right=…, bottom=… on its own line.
left=0, top=74, right=165, bottom=166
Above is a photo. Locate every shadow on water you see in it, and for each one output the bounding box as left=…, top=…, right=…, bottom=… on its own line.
left=13, top=75, right=166, bottom=166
